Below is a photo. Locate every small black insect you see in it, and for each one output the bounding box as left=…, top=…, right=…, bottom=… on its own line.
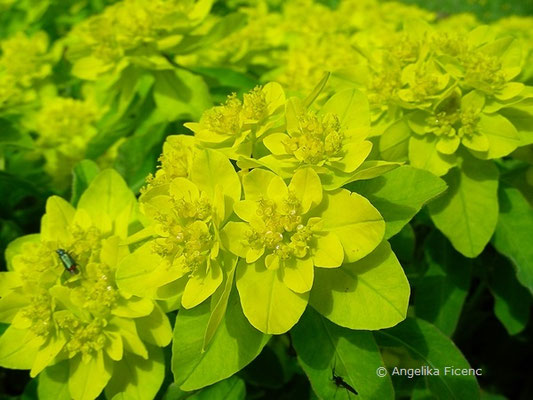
left=56, top=249, right=79, bottom=274
left=332, top=366, right=358, bottom=396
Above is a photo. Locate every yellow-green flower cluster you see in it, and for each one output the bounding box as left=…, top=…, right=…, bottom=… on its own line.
left=185, top=82, right=286, bottom=158
left=0, top=171, right=171, bottom=400
left=191, top=0, right=533, bottom=179
left=179, top=0, right=285, bottom=69
left=372, top=23, right=531, bottom=176
left=0, top=31, right=51, bottom=110
left=66, top=0, right=214, bottom=80
left=117, top=140, right=242, bottom=311
left=31, top=96, right=101, bottom=187
left=115, top=81, right=405, bottom=338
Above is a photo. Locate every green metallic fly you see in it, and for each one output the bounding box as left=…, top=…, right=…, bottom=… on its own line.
left=55, top=249, right=79, bottom=274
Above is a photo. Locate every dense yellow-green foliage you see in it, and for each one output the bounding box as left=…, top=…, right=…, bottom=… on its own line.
left=0, top=0, right=532, bottom=399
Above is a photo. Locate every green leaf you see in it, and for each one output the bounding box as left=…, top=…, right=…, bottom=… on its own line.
left=135, top=304, right=173, bottom=347
left=0, top=118, right=33, bottom=149
left=162, top=383, right=189, bottom=400
left=0, top=326, right=42, bottom=369
left=476, top=114, right=520, bottom=159
left=320, top=88, right=369, bottom=134
left=188, top=376, right=246, bottom=400
left=87, top=74, right=155, bottom=160
left=172, top=287, right=269, bottom=391
left=303, top=72, right=330, bottom=109
left=41, top=196, right=76, bottom=243
left=20, top=376, right=38, bottom=400
left=389, top=223, right=415, bottom=264
left=196, top=12, right=246, bottom=50
left=68, top=351, right=113, bottom=400
left=115, top=242, right=174, bottom=299
left=428, top=158, right=499, bottom=258
left=38, top=362, right=70, bottom=400
left=190, top=66, right=258, bottom=92
left=313, top=189, right=385, bottom=263
left=375, top=318, right=480, bottom=400
left=153, top=68, right=212, bottom=121
left=105, top=346, right=165, bottom=400
left=485, top=250, right=532, bottom=335
left=203, top=256, right=237, bottom=351
left=492, top=186, right=533, bottom=294
left=409, top=135, right=456, bottom=177
left=347, top=165, right=447, bottom=238
left=238, top=339, right=294, bottom=389
left=5, top=234, right=40, bottom=271
left=309, top=241, right=410, bottom=330
left=113, top=117, right=167, bottom=192
left=235, top=259, right=309, bottom=334
left=77, top=169, right=136, bottom=237
left=70, top=160, right=100, bottom=206
left=321, top=160, right=402, bottom=191
left=500, top=107, right=533, bottom=146
left=415, top=232, right=472, bottom=336
left=190, top=148, right=241, bottom=221
left=379, top=119, right=410, bottom=162
left=291, top=307, right=394, bottom=400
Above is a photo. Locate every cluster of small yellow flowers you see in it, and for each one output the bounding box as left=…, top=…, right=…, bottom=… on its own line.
left=202, top=93, right=243, bottom=136
left=384, top=32, right=422, bottom=66
left=243, top=86, right=269, bottom=121
left=398, top=61, right=450, bottom=105
left=6, top=200, right=161, bottom=379
left=16, top=243, right=57, bottom=280
left=124, top=139, right=241, bottom=311
left=36, top=97, right=99, bottom=151
left=0, top=31, right=51, bottom=87
left=60, top=316, right=107, bottom=358
left=33, top=96, right=99, bottom=186
left=149, top=186, right=217, bottom=278
left=243, top=191, right=318, bottom=266
left=366, top=65, right=403, bottom=113
left=68, top=224, right=103, bottom=262
left=275, top=33, right=362, bottom=97
left=180, top=1, right=284, bottom=68
left=21, top=290, right=54, bottom=337
left=0, top=31, right=51, bottom=109
left=431, top=31, right=516, bottom=96
left=428, top=110, right=459, bottom=137
left=144, top=135, right=196, bottom=191
left=1, top=170, right=173, bottom=400
left=197, top=87, right=274, bottom=138
left=67, top=0, right=213, bottom=79
left=9, top=217, right=121, bottom=356
left=186, top=82, right=285, bottom=157
left=427, top=105, right=482, bottom=145
left=284, top=113, right=343, bottom=165
left=80, top=264, right=119, bottom=316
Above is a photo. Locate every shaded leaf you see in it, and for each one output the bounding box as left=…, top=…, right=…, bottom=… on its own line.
left=375, top=318, right=480, bottom=400
left=70, top=160, right=100, bottom=206
left=172, top=287, right=269, bottom=391
left=309, top=241, right=409, bottom=330
left=415, top=232, right=472, bottom=336
left=429, top=157, right=499, bottom=258
left=492, top=186, right=533, bottom=294
left=347, top=165, right=447, bottom=238
left=292, top=307, right=394, bottom=400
